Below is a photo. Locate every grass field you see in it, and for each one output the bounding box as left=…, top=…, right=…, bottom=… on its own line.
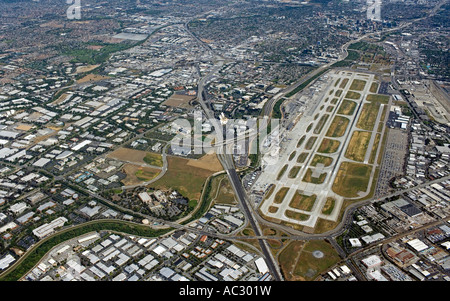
left=356, top=102, right=381, bottom=131
left=274, top=187, right=290, bottom=204
left=310, top=154, right=333, bottom=167
left=337, top=99, right=357, bottom=115
left=121, top=164, right=160, bottom=186
left=331, top=98, right=339, bottom=105
left=366, top=94, right=389, bottom=103
left=288, top=166, right=302, bottom=178
left=369, top=133, right=381, bottom=164
left=289, top=191, right=317, bottom=211
left=313, top=114, right=330, bottom=135
left=335, top=90, right=343, bottom=97
left=297, top=135, right=306, bottom=148
left=349, top=79, right=366, bottom=91
left=302, top=168, right=327, bottom=184
left=321, top=197, right=336, bottom=215
left=325, top=116, right=349, bottom=138
left=369, top=82, right=379, bottom=93
left=317, top=138, right=340, bottom=154
left=268, top=206, right=279, bottom=213
left=285, top=210, right=310, bottom=221
left=277, top=164, right=289, bottom=180
left=326, top=105, right=335, bottom=113
left=332, top=162, right=372, bottom=197
left=279, top=240, right=340, bottom=281
left=339, top=78, right=349, bottom=89
left=334, top=78, right=341, bottom=87
left=345, top=91, right=361, bottom=100
left=296, top=152, right=309, bottom=163
left=143, top=152, right=164, bottom=167
left=288, top=151, right=297, bottom=161
left=108, top=148, right=163, bottom=167
left=305, top=136, right=318, bottom=150
left=344, top=130, right=372, bottom=162
left=149, top=155, right=215, bottom=200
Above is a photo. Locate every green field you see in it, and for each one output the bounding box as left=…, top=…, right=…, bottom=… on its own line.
left=143, top=152, right=164, bottom=167
left=349, top=79, right=366, bottom=91
left=289, top=191, right=317, bottom=211
left=297, top=135, right=306, bottom=148
left=310, top=154, right=333, bottom=167
left=369, top=82, right=379, bottom=93
left=274, top=187, right=290, bottom=204
left=305, top=136, right=318, bottom=150
left=285, top=210, right=310, bottom=221
left=296, top=152, right=309, bottom=163
left=345, top=91, right=361, bottom=100
left=344, top=130, right=372, bottom=162
left=337, top=99, right=357, bottom=115
left=321, top=197, right=336, bottom=215
left=288, top=165, right=302, bottom=178
left=325, top=116, right=349, bottom=138
left=339, top=78, right=349, bottom=89
left=313, top=114, right=330, bottom=135
left=302, top=168, right=327, bottom=184
left=317, top=138, right=340, bottom=153
left=332, top=162, right=372, bottom=198
left=288, top=151, right=297, bottom=161
left=277, top=164, right=289, bottom=180
left=356, top=102, right=381, bottom=131
left=279, top=240, right=340, bottom=281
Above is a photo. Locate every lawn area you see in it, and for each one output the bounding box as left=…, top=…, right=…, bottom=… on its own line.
left=369, top=82, right=379, bottom=93
left=356, top=102, right=381, bottom=131
left=310, top=154, right=333, bottom=167
left=335, top=90, right=343, bottom=97
left=317, top=138, right=340, bottom=153
left=349, top=79, right=366, bottom=91
left=143, top=152, right=164, bottom=167
left=337, top=99, right=357, bottom=115
left=121, top=164, right=160, bottom=186
left=344, top=130, right=372, bottom=162
left=366, top=94, right=389, bottom=103
left=279, top=240, right=340, bottom=281
left=369, top=133, right=381, bottom=164
left=289, top=191, right=317, bottom=211
left=296, top=152, right=309, bottom=163
left=313, top=114, right=330, bottom=135
left=288, top=151, right=297, bottom=161
left=149, top=155, right=214, bottom=200
left=305, top=136, right=318, bottom=150
left=277, top=164, right=289, bottom=180
left=285, top=210, right=310, bottom=221
left=321, top=197, right=336, bottom=215
left=288, top=165, right=302, bottom=179
left=325, top=115, right=349, bottom=138
left=331, top=98, right=340, bottom=105
left=302, top=168, right=327, bottom=184
left=345, top=91, right=361, bottom=100
left=297, top=135, right=306, bottom=148
left=332, top=162, right=372, bottom=198
left=339, top=78, right=349, bottom=89
left=274, top=187, right=290, bottom=204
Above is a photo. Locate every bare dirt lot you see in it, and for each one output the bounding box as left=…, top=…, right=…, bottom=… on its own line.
left=162, top=93, right=196, bottom=109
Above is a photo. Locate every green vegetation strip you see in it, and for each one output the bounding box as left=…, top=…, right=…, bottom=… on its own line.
left=285, top=68, right=329, bottom=98
left=0, top=220, right=171, bottom=281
